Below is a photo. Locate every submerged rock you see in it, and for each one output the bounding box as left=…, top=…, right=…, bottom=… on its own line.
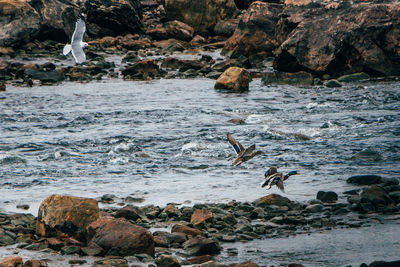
left=262, top=71, right=313, bottom=85
left=316, top=191, right=338, bottom=203
left=214, top=67, right=252, bottom=92
left=347, top=175, right=383, bottom=185
left=36, top=195, right=100, bottom=242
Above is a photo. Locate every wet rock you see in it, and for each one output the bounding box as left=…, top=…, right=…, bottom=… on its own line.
left=36, top=195, right=100, bottom=241
left=67, top=260, right=86, bottom=266
left=184, top=255, right=213, bottom=265
left=262, top=71, right=313, bottom=85
left=46, top=237, right=64, bottom=251
left=347, top=175, right=383, bottom=185
left=153, top=231, right=187, bottom=247
left=358, top=185, right=394, bottom=211
left=0, top=0, right=41, bottom=47
left=155, top=255, right=181, bottom=267
left=214, top=67, right=252, bottom=92
left=274, top=3, right=400, bottom=77
left=305, top=204, right=323, bottom=213
left=389, top=191, right=400, bottom=204
left=337, top=72, right=370, bottom=83
left=287, top=264, right=306, bottom=267
left=60, top=245, right=81, bottom=255
left=325, top=80, right=342, bottom=88
left=80, top=243, right=104, bottom=256
left=122, top=59, right=161, bottom=80
left=171, top=223, right=202, bottom=237
left=164, top=0, right=238, bottom=35
left=183, top=236, right=221, bottom=256
left=84, top=0, right=142, bottom=37
left=0, top=82, right=5, bottom=91
left=191, top=35, right=207, bottom=46
left=352, top=149, right=383, bottom=162
left=316, top=191, right=338, bottom=203
left=213, top=19, right=239, bottom=37
left=254, top=194, right=291, bottom=207
left=191, top=209, right=214, bottom=228
left=16, top=204, right=29, bottom=210
left=115, top=205, right=147, bottom=222
left=0, top=256, right=23, bottom=267
left=23, top=69, right=63, bottom=84
left=367, top=260, right=400, bottom=267
left=233, top=262, right=259, bottom=267
left=93, top=258, right=128, bottom=267
left=161, top=58, right=207, bottom=72
left=147, top=20, right=194, bottom=42
left=223, top=2, right=282, bottom=62
left=23, top=259, right=48, bottom=267
left=195, top=261, right=228, bottom=267
left=87, top=216, right=154, bottom=256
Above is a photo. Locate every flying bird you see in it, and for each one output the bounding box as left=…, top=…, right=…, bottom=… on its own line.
left=261, top=168, right=299, bottom=192
left=227, top=133, right=262, bottom=166
left=63, top=14, right=88, bottom=65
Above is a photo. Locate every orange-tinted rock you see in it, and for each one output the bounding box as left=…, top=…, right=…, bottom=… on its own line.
left=214, top=67, right=252, bottom=92
left=46, top=237, right=64, bottom=251
left=223, top=2, right=282, bottom=61
left=0, top=256, right=23, bottom=267
left=121, top=59, right=160, bottom=80
left=164, top=0, right=238, bottom=35
left=233, top=261, right=259, bottom=267
left=190, top=209, right=214, bottom=227
left=163, top=204, right=179, bottom=217
left=36, top=195, right=99, bottom=242
left=254, top=194, right=291, bottom=207
left=187, top=255, right=213, bottom=264
left=171, top=223, right=202, bottom=237
left=146, top=20, right=194, bottom=41
left=87, top=216, right=154, bottom=256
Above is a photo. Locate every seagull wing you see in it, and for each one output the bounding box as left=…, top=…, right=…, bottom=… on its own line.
left=227, top=134, right=244, bottom=154
left=71, top=18, right=86, bottom=64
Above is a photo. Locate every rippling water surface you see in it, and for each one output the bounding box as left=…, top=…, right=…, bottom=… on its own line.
left=0, top=79, right=399, bottom=212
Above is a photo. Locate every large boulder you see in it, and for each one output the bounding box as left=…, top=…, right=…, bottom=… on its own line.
left=359, top=185, right=394, bottom=210
left=254, top=194, right=291, bottom=207
left=164, top=0, right=239, bottom=35
left=0, top=256, right=23, bottom=267
left=214, top=66, right=252, bottom=92
left=223, top=2, right=283, bottom=63
left=347, top=175, right=383, bottom=185
left=36, top=195, right=100, bottom=242
left=274, top=2, right=400, bottom=77
left=0, top=0, right=41, bottom=47
left=87, top=216, right=154, bottom=256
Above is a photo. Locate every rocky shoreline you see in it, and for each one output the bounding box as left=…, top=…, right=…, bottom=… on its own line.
left=1, top=175, right=399, bottom=266
left=1, top=0, right=400, bottom=91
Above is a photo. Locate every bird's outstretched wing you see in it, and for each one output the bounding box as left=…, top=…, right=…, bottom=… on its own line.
left=227, top=134, right=244, bottom=154
left=276, top=179, right=285, bottom=192
left=241, top=144, right=255, bottom=157
left=71, top=18, right=86, bottom=64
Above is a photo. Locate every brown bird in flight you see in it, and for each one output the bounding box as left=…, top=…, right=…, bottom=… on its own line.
left=227, top=133, right=262, bottom=166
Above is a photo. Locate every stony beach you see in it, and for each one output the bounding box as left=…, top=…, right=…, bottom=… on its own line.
left=1, top=0, right=400, bottom=266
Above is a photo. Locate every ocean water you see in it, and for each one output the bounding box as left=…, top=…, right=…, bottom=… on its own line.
left=0, top=78, right=399, bottom=265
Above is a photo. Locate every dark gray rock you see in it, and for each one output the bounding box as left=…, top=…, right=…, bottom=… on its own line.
left=183, top=236, right=221, bottom=256
left=347, top=175, right=383, bottom=185
left=325, top=80, right=342, bottom=88
left=24, top=68, right=63, bottom=84
left=316, top=191, right=338, bottom=203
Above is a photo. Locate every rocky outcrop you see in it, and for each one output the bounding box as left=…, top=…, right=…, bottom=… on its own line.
left=86, top=216, right=155, bottom=256
left=0, top=256, right=23, bottom=267
left=146, top=20, right=194, bottom=41
left=0, top=0, right=41, bottom=47
left=224, top=1, right=400, bottom=77
left=214, top=67, right=252, bottom=92
left=254, top=194, right=291, bottom=207
left=83, top=0, right=142, bottom=37
left=122, top=59, right=161, bottom=80
left=36, top=195, right=100, bottom=242
left=191, top=209, right=214, bottom=227
left=223, top=2, right=283, bottom=62
left=164, top=0, right=239, bottom=35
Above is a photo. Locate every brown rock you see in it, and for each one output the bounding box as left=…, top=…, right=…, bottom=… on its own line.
left=183, top=236, right=221, bottom=256
left=23, top=260, right=48, bottom=267
left=84, top=0, right=142, bottom=37
left=214, top=67, right=252, bottom=92
left=171, top=223, right=202, bottom=237
left=0, top=82, right=5, bottom=91
left=46, top=237, right=64, bottom=251
left=187, top=255, right=213, bottom=264
left=190, top=209, right=213, bottom=227
left=115, top=205, right=145, bottom=221
left=195, top=260, right=227, bottom=267
left=223, top=2, right=283, bottom=61
left=233, top=261, right=259, bottom=267
left=155, top=255, right=181, bottom=267
left=262, top=71, right=313, bottom=85
left=36, top=195, right=100, bottom=242
left=213, top=19, right=239, bottom=37
left=121, top=59, right=160, bottom=80
left=164, top=0, right=238, bottom=35
left=87, top=216, right=154, bottom=256
left=153, top=231, right=187, bottom=247
left=0, top=256, right=23, bottom=267
left=274, top=2, right=400, bottom=77
left=146, top=20, right=194, bottom=41
left=0, top=0, right=41, bottom=47
left=163, top=204, right=179, bottom=217
left=254, top=194, right=291, bottom=207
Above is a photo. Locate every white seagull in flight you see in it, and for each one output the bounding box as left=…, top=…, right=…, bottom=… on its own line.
left=63, top=14, right=88, bottom=64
